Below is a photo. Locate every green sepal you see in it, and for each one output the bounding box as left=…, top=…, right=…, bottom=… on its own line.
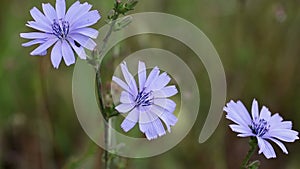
left=105, top=106, right=120, bottom=119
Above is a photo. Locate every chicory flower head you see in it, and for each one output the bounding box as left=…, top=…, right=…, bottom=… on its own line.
left=20, top=0, right=101, bottom=68
left=113, top=61, right=178, bottom=140
left=224, top=99, right=299, bottom=159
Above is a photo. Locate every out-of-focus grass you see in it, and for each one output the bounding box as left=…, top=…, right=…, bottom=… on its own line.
left=0, top=0, right=300, bottom=169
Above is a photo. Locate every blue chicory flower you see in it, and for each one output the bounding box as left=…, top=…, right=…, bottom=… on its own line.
left=20, top=0, right=101, bottom=68
left=224, top=99, right=299, bottom=159
left=113, top=61, right=178, bottom=140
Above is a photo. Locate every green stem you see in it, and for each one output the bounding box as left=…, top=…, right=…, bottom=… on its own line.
left=94, top=14, right=118, bottom=169
left=96, top=3, right=119, bottom=68
left=95, top=70, right=110, bottom=169
left=104, top=120, right=109, bottom=169
left=96, top=71, right=107, bottom=121
left=97, top=19, right=117, bottom=62
left=93, top=2, right=128, bottom=167
left=241, top=137, right=258, bottom=169
left=95, top=17, right=118, bottom=165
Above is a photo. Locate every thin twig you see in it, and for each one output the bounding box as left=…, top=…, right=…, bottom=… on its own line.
left=97, top=19, right=118, bottom=62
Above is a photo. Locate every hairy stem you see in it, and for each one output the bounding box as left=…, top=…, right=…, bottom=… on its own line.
left=98, top=19, right=117, bottom=60
left=95, top=70, right=109, bottom=169
left=94, top=8, right=120, bottom=168
left=104, top=120, right=109, bottom=169
left=96, top=71, right=106, bottom=121
left=241, top=137, right=258, bottom=169
left=94, top=1, right=128, bottom=167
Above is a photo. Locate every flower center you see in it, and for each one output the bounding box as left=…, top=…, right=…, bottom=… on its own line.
left=250, top=119, right=270, bottom=137
left=52, top=19, right=69, bottom=40
left=135, top=89, right=153, bottom=107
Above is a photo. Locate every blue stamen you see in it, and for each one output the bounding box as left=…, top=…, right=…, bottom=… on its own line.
left=135, top=89, right=153, bottom=107
left=52, top=19, right=69, bottom=40
left=250, top=119, right=270, bottom=137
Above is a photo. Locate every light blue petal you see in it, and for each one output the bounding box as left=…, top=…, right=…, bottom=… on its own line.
left=149, top=72, right=171, bottom=91
left=224, top=100, right=252, bottom=128
left=68, top=2, right=92, bottom=25
left=72, top=27, right=99, bottom=39
left=120, top=62, right=138, bottom=96
left=152, top=118, right=166, bottom=137
left=149, top=105, right=177, bottom=132
left=30, top=7, right=51, bottom=27
left=270, top=120, right=292, bottom=130
left=268, top=113, right=283, bottom=127
left=265, top=129, right=299, bottom=142
left=138, top=61, right=146, bottom=92
left=26, top=21, right=52, bottom=33
left=268, top=113, right=293, bottom=130
left=251, top=99, right=259, bottom=120
left=51, top=41, right=62, bottom=68
left=56, top=0, right=66, bottom=19
left=236, top=100, right=253, bottom=125
left=39, top=50, right=47, bottom=55
left=120, top=91, right=134, bottom=104
left=229, top=124, right=252, bottom=135
left=139, top=119, right=152, bottom=133
left=121, top=119, right=136, bottom=132
left=144, top=66, right=159, bottom=90
left=70, top=10, right=101, bottom=30
left=224, top=105, right=247, bottom=128
left=20, top=32, right=51, bottom=39
left=257, top=137, right=266, bottom=154
left=153, top=85, right=178, bottom=98
left=138, top=109, right=163, bottom=140
left=139, top=107, right=157, bottom=125
left=261, top=139, right=276, bottom=159
left=22, top=39, right=45, bottom=47
left=279, top=121, right=293, bottom=129
left=153, top=98, right=176, bottom=113
left=30, top=38, right=57, bottom=55
left=268, top=138, right=288, bottom=154
left=121, top=108, right=139, bottom=132
left=259, top=106, right=271, bottom=121
left=115, top=103, right=135, bottom=113
left=237, top=133, right=255, bottom=137
left=42, top=3, right=57, bottom=22
left=142, top=123, right=158, bottom=140
left=160, top=112, right=177, bottom=133
left=64, top=1, right=80, bottom=22
left=68, top=38, right=86, bottom=59
left=68, top=34, right=96, bottom=50
left=61, top=40, right=75, bottom=66
left=276, top=121, right=292, bottom=129
left=112, top=76, right=130, bottom=93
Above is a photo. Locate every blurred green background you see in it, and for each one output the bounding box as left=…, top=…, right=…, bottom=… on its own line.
left=1, top=0, right=300, bottom=168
